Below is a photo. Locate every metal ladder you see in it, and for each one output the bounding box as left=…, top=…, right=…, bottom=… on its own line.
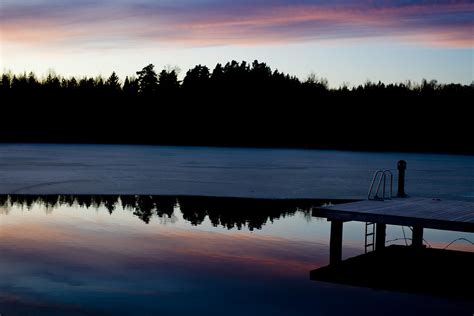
left=368, top=169, right=393, bottom=201
left=365, top=169, right=393, bottom=252
left=364, top=222, right=376, bottom=253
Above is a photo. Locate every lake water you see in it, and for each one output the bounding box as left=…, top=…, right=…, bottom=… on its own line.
left=0, top=195, right=473, bottom=315
left=0, top=145, right=473, bottom=315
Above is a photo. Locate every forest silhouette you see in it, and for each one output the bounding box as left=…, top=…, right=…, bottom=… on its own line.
left=1, top=60, right=472, bottom=153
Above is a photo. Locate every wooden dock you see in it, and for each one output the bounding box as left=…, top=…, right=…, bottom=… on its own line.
left=312, top=197, right=474, bottom=264
left=313, top=197, right=474, bottom=233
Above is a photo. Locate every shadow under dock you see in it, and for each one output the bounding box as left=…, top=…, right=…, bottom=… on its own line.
left=310, top=245, right=474, bottom=300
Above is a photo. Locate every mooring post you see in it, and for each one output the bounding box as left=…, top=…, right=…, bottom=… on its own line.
left=329, top=220, right=343, bottom=265
left=412, top=225, right=424, bottom=248
left=375, top=223, right=386, bottom=250
left=397, top=160, right=407, bottom=198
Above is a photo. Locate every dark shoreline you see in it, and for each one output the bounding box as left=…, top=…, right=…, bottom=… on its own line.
left=1, top=141, right=472, bottom=156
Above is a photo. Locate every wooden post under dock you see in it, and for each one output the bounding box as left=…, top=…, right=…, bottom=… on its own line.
left=412, top=225, right=424, bottom=248
left=329, top=220, right=343, bottom=265
left=375, top=223, right=386, bottom=250
left=316, top=197, right=474, bottom=261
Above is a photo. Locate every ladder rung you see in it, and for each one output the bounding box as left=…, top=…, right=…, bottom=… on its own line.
left=366, top=232, right=375, bottom=236
left=366, top=243, right=374, bottom=247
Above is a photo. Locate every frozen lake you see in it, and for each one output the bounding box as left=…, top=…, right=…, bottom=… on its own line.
left=0, top=144, right=473, bottom=200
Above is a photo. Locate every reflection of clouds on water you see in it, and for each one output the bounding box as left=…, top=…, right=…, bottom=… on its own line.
left=0, top=206, right=10, bottom=214
left=0, top=199, right=331, bottom=315
left=1, top=195, right=473, bottom=315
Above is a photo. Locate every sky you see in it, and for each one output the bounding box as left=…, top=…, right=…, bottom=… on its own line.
left=1, top=0, right=473, bottom=86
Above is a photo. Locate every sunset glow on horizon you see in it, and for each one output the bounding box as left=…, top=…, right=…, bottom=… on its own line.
left=1, top=0, right=473, bottom=86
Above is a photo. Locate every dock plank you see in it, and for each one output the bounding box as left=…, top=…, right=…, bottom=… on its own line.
left=313, top=197, right=474, bottom=233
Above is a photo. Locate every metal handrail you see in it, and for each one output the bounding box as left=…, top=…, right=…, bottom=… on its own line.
left=368, top=169, right=393, bottom=200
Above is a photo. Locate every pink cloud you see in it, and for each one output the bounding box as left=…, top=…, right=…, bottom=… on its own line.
left=1, top=1, right=472, bottom=48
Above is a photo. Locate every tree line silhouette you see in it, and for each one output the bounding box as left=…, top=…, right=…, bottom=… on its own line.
left=0, top=194, right=332, bottom=230
left=1, top=60, right=472, bottom=153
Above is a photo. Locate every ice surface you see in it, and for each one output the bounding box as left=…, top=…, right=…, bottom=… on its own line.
left=0, top=144, right=472, bottom=200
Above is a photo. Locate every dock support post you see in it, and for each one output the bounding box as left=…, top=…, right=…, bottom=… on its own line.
left=329, top=220, right=343, bottom=265
left=375, top=223, right=386, bottom=250
left=397, top=160, right=407, bottom=198
left=412, top=225, right=424, bottom=248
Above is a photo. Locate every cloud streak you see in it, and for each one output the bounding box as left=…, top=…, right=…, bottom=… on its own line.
left=1, top=0, right=473, bottom=49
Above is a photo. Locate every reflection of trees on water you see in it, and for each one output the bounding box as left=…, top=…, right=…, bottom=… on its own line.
left=0, top=195, right=334, bottom=230
left=120, top=195, right=175, bottom=224
left=178, top=196, right=319, bottom=230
